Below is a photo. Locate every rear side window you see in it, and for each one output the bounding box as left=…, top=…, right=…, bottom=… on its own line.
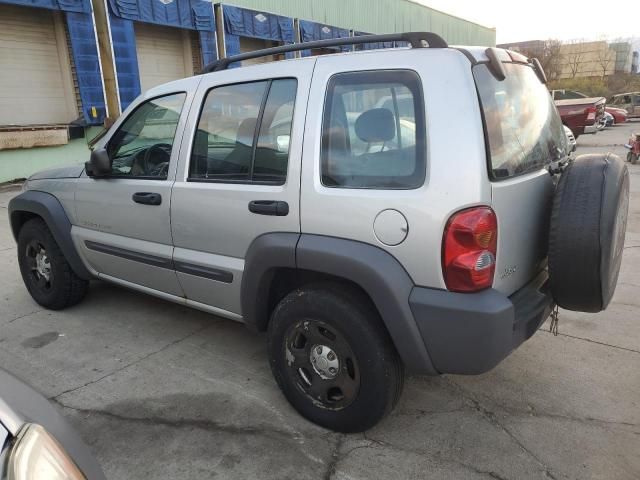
left=321, top=70, right=426, bottom=189
left=474, top=63, right=566, bottom=180
left=189, top=78, right=297, bottom=184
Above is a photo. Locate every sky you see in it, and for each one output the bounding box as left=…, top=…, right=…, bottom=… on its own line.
left=412, top=0, right=637, bottom=44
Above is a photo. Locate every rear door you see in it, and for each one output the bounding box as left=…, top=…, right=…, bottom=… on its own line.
left=473, top=62, right=564, bottom=295
left=170, top=59, right=314, bottom=317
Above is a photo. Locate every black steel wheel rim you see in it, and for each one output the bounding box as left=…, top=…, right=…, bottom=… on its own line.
left=24, top=240, right=52, bottom=292
left=283, top=319, right=360, bottom=410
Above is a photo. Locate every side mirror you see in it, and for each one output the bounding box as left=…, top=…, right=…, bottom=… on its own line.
left=85, top=148, right=111, bottom=177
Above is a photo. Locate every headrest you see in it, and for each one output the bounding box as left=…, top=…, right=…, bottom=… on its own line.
left=355, top=108, right=395, bottom=143
left=236, top=118, right=257, bottom=146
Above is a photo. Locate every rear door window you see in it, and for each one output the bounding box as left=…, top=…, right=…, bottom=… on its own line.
left=474, top=63, right=566, bottom=180
left=189, top=78, right=297, bottom=185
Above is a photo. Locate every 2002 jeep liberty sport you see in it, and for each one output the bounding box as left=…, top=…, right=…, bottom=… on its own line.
left=8, top=33, right=630, bottom=432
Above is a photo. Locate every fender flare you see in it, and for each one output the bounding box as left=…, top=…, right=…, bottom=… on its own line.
left=241, top=233, right=437, bottom=374
left=8, top=191, right=92, bottom=280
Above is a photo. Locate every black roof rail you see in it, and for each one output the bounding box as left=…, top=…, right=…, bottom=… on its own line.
left=202, top=31, right=448, bottom=73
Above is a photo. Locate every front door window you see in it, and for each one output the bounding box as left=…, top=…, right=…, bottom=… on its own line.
left=107, top=93, right=186, bottom=178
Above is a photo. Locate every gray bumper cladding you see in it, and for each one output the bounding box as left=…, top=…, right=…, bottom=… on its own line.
left=409, top=271, right=553, bottom=375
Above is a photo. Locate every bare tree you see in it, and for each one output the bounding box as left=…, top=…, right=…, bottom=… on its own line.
left=593, top=35, right=616, bottom=78
left=518, top=39, right=562, bottom=81
left=540, top=39, right=563, bottom=81
left=563, top=39, right=586, bottom=78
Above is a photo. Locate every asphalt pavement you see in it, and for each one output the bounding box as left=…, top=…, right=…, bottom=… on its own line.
left=0, top=121, right=638, bottom=479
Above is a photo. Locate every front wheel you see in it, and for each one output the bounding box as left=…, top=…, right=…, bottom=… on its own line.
left=267, top=285, right=404, bottom=432
left=17, top=218, right=89, bottom=310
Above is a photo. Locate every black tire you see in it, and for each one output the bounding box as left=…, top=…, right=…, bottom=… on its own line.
left=267, top=284, right=404, bottom=433
left=17, top=218, right=89, bottom=310
left=549, top=153, right=629, bottom=312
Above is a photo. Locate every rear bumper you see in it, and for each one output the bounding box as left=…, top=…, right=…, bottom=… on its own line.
left=409, top=270, right=553, bottom=375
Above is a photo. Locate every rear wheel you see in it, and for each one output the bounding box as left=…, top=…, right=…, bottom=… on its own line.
left=267, top=285, right=403, bottom=432
left=17, top=218, right=89, bottom=310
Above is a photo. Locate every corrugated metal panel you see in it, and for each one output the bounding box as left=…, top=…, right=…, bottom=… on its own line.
left=214, top=0, right=495, bottom=46
left=0, top=4, right=78, bottom=125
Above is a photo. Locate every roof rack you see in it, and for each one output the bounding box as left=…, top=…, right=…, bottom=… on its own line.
left=202, top=32, right=448, bottom=73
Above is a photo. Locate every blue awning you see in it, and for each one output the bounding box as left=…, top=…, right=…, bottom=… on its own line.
left=222, top=4, right=294, bottom=62
left=108, top=0, right=215, bottom=31
left=299, top=20, right=350, bottom=57
left=0, top=0, right=90, bottom=12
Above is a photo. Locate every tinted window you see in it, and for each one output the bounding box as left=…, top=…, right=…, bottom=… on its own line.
left=321, top=70, right=425, bottom=189
left=107, top=93, right=186, bottom=178
left=190, top=79, right=297, bottom=184
left=474, top=63, right=567, bottom=180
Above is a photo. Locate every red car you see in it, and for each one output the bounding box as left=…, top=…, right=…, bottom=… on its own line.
left=606, top=106, right=628, bottom=124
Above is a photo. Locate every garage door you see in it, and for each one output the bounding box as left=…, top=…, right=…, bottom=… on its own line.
left=0, top=5, right=78, bottom=126
left=135, top=23, right=195, bottom=92
left=239, top=37, right=283, bottom=65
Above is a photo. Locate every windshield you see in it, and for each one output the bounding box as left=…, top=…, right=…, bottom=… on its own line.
left=474, top=62, right=567, bottom=180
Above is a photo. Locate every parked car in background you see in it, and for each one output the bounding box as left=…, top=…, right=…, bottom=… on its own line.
left=550, top=90, right=629, bottom=127
left=555, top=96, right=606, bottom=138
left=609, top=92, right=640, bottom=118
left=563, top=125, right=576, bottom=153
left=0, top=368, right=105, bottom=480
left=550, top=89, right=589, bottom=100
left=605, top=106, right=628, bottom=124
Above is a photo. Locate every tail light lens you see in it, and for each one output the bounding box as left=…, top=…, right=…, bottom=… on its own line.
left=442, top=207, right=498, bottom=292
left=586, top=106, right=596, bottom=122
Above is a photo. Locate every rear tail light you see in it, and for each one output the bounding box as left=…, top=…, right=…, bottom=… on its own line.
left=442, top=207, right=498, bottom=292
left=586, top=106, right=596, bottom=122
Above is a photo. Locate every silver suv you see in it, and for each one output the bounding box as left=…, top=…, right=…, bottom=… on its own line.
left=8, top=33, right=629, bottom=432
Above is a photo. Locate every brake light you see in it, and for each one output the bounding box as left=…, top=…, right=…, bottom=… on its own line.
left=586, top=106, right=596, bottom=122
left=442, top=207, right=498, bottom=292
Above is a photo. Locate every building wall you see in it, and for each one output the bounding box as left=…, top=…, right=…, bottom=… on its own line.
left=558, top=41, right=617, bottom=79
left=216, top=0, right=496, bottom=46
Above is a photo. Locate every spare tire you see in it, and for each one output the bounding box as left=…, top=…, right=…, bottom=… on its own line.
left=549, top=153, right=629, bottom=313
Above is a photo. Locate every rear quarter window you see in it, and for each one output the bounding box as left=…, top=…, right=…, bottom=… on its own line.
left=320, top=70, right=426, bottom=189
left=474, top=63, right=567, bottom=180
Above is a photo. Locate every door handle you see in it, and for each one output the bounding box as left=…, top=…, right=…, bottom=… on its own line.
left=248, top=200, right=289, bottom=216
left=132, top=192, right=162, bottom=205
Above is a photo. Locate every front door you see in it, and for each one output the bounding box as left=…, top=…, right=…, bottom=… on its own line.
left=170, top=59, right=315, bottom=317
left=73, top=89, right=193, bottom=296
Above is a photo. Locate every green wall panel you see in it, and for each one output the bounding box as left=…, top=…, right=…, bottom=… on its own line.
left=219, top=0, right=495, bottom=46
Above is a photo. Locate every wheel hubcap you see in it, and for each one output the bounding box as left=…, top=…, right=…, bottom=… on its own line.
left=35, top=250, right=51, bottom=281
left=24, top=240, right=52, bottom=290
left=310, top=344, right=340, bottom=379
left=284, top=319, right=360, bottom=410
